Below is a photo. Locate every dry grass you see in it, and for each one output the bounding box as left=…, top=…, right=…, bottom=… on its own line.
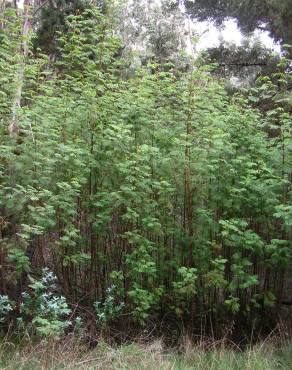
left=0, top=334, right=291, bottom=370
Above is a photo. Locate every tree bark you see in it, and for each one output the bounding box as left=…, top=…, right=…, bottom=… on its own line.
left=9, top=0, right=32, bottom=135
left=0, top=0, right=6, bottom=29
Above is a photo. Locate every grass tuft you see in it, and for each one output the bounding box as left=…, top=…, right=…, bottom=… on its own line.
left=0, top=335, right=291, bottom=369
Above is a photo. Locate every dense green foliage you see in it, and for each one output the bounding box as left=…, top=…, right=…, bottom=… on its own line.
left=34, top=0, right=91, bottom=55
left=0, top=4, right=292, bottom=340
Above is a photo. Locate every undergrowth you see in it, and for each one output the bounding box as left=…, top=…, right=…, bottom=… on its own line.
left=0, top=335, right=292, bottom=369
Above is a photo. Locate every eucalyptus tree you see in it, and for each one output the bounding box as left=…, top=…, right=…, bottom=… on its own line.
left=114, top=0, right=190, bottom=70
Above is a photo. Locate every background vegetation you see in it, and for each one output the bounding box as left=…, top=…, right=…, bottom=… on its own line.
left=0, top=0, right=292, bottom=353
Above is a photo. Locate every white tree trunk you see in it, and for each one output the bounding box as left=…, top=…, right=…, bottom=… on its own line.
left=0, top=1, right=5, bottom=29
left=9, top=0, right=31, bottom=135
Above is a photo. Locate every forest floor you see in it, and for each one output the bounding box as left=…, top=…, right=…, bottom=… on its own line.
left=0, top=337, right=292, bottom=369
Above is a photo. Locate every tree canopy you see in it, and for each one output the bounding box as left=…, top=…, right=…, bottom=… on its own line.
left=184, top=0, right=292, bottom=52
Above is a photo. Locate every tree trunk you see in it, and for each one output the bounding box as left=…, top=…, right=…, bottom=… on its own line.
left=0, top=1, right=5, bottom=28
left=9, top=0, right=32, bottom=135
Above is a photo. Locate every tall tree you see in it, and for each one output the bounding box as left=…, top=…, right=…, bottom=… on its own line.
left=184, top=0, right=292, bottom=55
left=204, top=37, right=280, bottom=90
left=114, top=0, right=189, bottom=69
left=9, top=0, right=32, bottom=134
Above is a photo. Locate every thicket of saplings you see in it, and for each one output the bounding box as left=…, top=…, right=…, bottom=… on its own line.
left=1, top=7, right=292, bottom=348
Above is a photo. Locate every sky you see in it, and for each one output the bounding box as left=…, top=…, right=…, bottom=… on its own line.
left=194, top=19, right=281, bottom=53
left=17, top=0, right=24, bottom=8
